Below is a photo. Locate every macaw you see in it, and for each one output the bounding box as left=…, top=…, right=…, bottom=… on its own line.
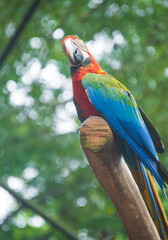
left=62, top=35, right=168, bottom=239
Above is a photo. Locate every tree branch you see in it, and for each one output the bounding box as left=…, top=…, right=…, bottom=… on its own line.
left=0, top=0, right=41, bottom=67
left=0, top=182, right=78, bottom=240
left=80, top=116, right=160, bottom=240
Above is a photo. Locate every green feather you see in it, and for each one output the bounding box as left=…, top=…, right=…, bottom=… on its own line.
left=82, top=73, right=137, bottom=108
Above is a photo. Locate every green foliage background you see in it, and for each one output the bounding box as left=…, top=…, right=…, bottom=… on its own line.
left=0, top=0, right=168, bottom=239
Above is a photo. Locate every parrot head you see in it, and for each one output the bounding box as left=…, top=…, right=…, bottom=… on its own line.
left=62, top=35, right=91, bottom=67
left=62, top=35, right=105, bottom=78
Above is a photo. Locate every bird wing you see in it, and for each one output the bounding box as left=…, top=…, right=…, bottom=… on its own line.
left=82, top=72, right=164, bottom=189
left=138, top=106, right=165, bottom=154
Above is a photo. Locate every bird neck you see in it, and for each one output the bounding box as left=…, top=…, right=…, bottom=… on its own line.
left=71, top=55, right=106, bottom=83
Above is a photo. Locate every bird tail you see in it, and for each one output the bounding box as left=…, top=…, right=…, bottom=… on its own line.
left=147, top=170, right=168, bottom=238
left=130, top=156, right=168, bottom=240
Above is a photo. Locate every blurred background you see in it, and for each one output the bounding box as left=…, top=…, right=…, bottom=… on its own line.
left=0, top=0, right=168, bottom=239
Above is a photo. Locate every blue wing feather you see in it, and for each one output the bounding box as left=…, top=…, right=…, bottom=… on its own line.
left=82, top=73, right=165, bottom=191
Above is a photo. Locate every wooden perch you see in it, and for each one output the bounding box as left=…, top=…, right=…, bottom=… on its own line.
left=80, top=116, right=160, bottom=240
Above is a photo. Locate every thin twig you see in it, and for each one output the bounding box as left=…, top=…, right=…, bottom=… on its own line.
left=0, top=0, right=41, bottom=67
left=0, top=182, right=78, bottom=240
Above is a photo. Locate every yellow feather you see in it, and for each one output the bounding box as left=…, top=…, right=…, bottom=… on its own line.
left=130, top=155, right=168, bottom=240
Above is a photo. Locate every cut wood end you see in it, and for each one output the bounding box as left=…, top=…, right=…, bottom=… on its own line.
left=80, top=116, right=114, bottom=153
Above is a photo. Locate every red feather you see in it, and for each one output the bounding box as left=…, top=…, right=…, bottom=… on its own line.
left=72, top=52, right=106, bottom=122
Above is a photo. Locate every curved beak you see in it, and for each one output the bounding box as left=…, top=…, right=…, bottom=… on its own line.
left=63, top=39, right=76, bottom=61
left=63, top=38, right=83, bottom=66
